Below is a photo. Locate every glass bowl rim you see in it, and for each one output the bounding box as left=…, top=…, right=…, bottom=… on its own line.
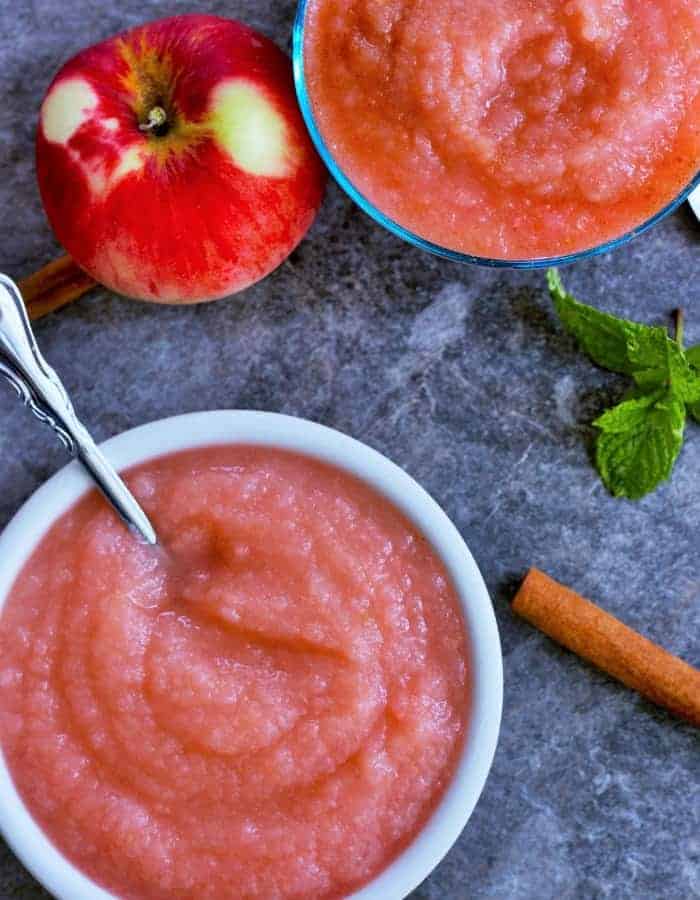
left=292, top=0, right=700, bottom=269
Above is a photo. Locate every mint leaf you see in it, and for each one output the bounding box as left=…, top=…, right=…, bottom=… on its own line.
left=658, top=339, right=700, bottom=403
left=595, top=392, right=685, bottom=499
left=547, top=268, right=671, bottom=376
left=632, top=367, right=668, bottom=391
left=685, top=347, right=700, bottom=420
left=624, top=325, right=673, bottom=372
left=594, top=391, right=662, bottom=432
left=685, top=345, right=700, bottom=370
left=672, top=364, right=700, bottom=405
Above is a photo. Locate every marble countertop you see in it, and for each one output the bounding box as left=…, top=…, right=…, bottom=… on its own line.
left=1, top=1, right=699, bottom=898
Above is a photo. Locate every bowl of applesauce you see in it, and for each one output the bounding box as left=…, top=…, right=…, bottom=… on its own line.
left=0, top=411, right=502, bottom=900
left=294, top=0, right=700, bottom=267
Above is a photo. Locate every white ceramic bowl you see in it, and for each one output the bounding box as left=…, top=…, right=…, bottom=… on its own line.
left=0, top=410, right=502, bottom=900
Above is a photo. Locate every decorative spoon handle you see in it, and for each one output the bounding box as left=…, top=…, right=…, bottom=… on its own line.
left=0, top=274, right=157, bottom=545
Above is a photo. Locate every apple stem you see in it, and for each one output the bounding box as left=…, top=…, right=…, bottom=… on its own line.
left=139, top=106, right=168, bottom=134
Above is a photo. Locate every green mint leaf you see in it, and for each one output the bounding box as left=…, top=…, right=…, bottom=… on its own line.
left=684, top=347, right=700, bottom=419
left=594, top=391, right=662, bottom=432
left=685, top=345, right=700, bottom=370
left=662, top=342, right=700, bottom=403
left=625, top=327, right=675, bottom=372
left=548, top=268, right=671, bottom=376
left=595, top=391, right=685, bottom=499
left=688, top=402, right=700, bottom=425
left=620, top=343, right=697, bottom=397
left=684, top=354, right=700, bottom=423
left=632, top=367, right=668, bottom=391
left=673, top=366, right=700, bottom=405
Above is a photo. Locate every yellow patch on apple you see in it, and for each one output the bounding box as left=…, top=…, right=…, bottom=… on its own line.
left=41, top=78, right=98, bottom=145
left=82, top=145, right=145, bottom=197
left=210, top=79, right=298, bottom=178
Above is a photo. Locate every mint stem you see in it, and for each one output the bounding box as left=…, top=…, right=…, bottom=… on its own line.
left=674, top=308, right=685, bottom=348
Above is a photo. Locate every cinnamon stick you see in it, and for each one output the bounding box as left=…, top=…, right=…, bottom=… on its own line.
left=19, top=255, right=96, bottom=320
left=513, top=568, right=700, bottom=727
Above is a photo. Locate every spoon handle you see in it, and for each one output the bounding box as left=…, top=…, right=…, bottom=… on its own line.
left=0, top=274, right=157, bottom=545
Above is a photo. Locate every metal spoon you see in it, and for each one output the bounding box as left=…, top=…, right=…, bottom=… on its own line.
left=0, top=273, right=157, bottom=545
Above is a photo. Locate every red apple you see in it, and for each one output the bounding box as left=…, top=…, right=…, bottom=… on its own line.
left=36, top=15, right=326, bottom=303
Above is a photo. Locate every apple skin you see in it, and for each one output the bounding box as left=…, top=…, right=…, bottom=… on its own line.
left=36, top=15, right=326, bottom=303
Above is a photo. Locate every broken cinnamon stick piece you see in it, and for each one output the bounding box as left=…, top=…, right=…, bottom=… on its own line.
left=19, top=255, right=96, bottom=321
left=513, top=568, right=700, bottom=727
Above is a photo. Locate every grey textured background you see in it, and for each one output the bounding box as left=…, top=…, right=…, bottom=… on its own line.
left=1, top=1, right=699, bottom=898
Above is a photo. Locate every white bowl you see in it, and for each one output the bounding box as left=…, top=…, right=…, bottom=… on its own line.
left=0, top=410, right=502, bottom=900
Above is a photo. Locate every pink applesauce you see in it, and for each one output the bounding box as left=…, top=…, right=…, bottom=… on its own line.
left=0, top=446, right=469, bottom=899
left=304, top=0, right=700, bottom=259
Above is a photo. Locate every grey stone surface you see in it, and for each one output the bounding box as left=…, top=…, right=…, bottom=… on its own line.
left=0, top=1, right=699, bottom=898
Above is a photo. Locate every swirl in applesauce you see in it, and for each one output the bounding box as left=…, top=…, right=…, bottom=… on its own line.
left=0, top=447, right=469, bottom=900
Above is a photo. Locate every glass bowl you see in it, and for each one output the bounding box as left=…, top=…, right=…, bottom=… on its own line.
left=292, top=0, right=700, bottom=269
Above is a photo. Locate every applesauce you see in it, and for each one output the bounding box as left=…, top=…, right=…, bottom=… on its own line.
left=303, top=0, right=700, bottom=259
left=0, top=446, right=469, bottom=899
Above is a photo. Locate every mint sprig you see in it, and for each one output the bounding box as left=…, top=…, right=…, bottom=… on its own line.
left=548, top=270, right=700, bottom=499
